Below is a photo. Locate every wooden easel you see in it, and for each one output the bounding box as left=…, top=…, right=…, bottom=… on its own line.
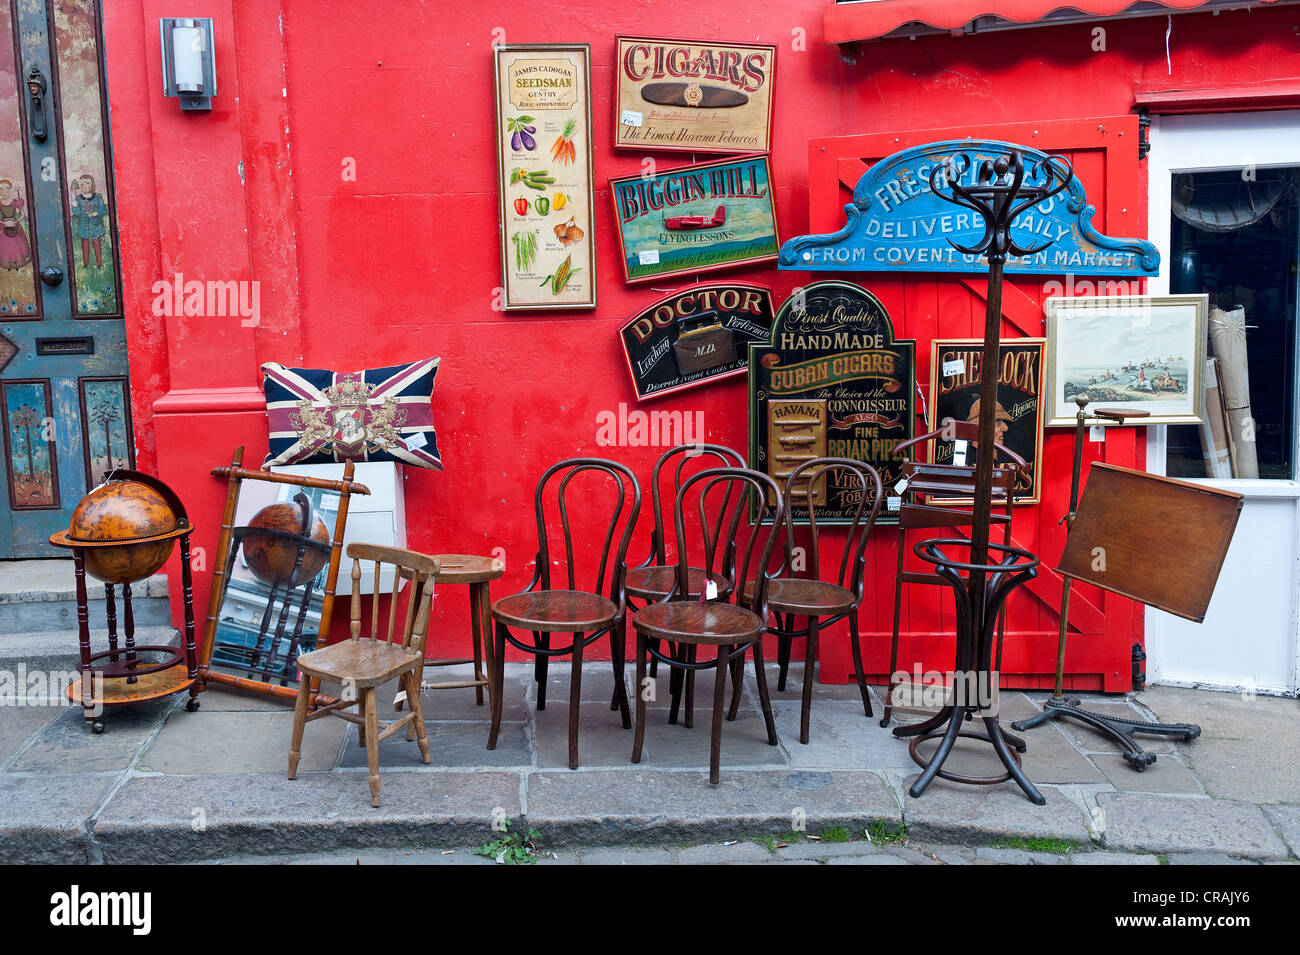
left=198, top=447, right=370, bottom=707
left=1014, top=451, right=1244, bottom=768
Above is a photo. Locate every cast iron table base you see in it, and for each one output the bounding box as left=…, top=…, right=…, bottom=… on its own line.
left=1011, top=698, right=1200, bottom=771
left=895, top=538, right=1045, bottom=804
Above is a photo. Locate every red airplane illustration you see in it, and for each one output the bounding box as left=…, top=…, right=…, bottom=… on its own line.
left=664, top=204, right=726, bottom=230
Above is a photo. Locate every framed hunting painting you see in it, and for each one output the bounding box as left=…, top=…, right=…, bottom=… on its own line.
left=1045, top=295, right=1207, bottom=426
left=928, top=338, right=1045, bottom=505
left=613, top=36, right=776, bottom=154
left=493, top=44, right=596, bottom=310
left=609, top=154, right=779, bottom=284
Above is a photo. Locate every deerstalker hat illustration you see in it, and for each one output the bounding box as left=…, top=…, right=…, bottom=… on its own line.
left=967, top=397, right=1013, bottom=422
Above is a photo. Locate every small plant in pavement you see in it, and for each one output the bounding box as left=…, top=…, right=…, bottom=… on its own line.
left=990, top=836, right=1082, bottom=855
left=819, top=825, right=851, bottom=843
left=475, top=817, right=541, bottom=865
left=865, top=820, right=908, bottom=845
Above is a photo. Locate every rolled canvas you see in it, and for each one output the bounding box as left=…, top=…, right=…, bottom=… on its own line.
left=1208, top=306, right=1257, bottom=479
left=1197, top=358, right=1232, bottom=478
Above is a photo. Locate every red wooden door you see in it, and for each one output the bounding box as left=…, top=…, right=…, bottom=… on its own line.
left=805, top=117, right=1146, bottom=692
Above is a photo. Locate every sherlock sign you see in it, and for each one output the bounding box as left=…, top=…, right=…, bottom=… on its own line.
left=929, top=338, right=1045, bottom=505
left=610, top=154, right=779, bottom=283
left=749, top=281, right=915, bottom=523
left=614, top=36, right=776, bottom=154
left=619, top=284, right=775, bottom=401
left=779, top=140, right=1160, bottom=277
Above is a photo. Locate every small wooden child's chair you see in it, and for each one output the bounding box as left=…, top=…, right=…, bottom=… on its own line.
left=288, top=543, right=439, bottom=807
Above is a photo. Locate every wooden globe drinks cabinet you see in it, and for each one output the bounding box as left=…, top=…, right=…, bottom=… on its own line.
left=49, top=470, right=200, bottom=732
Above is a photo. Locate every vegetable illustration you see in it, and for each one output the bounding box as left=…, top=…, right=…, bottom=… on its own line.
left=535, top=196, right=550, bottom=215
left=510, top=167, right=555, bottom=191
left=513, top=196, right=529, bottom=216
left=506, top=115, right=537, bottom=152
left=553, top=192, right=568, bottom=211
left=554, top=216, right=584, bottom=246
left=538, top=254, right=580, bottom=295
left=511, top=231, right=537, bottom=272
left=551, top=118, right=577, bottom=164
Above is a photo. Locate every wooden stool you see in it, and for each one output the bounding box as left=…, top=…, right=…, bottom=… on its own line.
left=401, top=554, right=504, bottom=708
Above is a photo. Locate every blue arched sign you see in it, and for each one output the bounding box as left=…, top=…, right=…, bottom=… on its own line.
left=779, top=140, right=1159, bottom=277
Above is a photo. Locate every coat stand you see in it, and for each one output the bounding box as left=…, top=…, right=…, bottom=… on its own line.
left=1011, top=395, right=1201, bottom=768
left=893, top=149, right=1072, bottom=804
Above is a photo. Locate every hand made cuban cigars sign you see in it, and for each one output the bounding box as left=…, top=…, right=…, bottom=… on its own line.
left=619, top=284, right=775, bottom=401
left=779, top=140, right=1160, bottom=277
left=614, top=37, right=776, bottom=154
left=750, top=281, right=915, bottom=524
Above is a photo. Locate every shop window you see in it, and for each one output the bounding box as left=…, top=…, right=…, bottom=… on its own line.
left=1166, top=167, right=1300, bottom=480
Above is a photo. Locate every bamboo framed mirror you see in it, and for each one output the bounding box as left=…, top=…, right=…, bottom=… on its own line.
left=198, top=447, right=370, bottom=706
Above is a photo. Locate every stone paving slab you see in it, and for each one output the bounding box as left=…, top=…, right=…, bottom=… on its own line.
left=1262, top=804, right=1300, bottom=857
left=93, top=770, right=524, bottom=863
left=1142, top=686, right=1300, bottom=805
left=905, top=729, right=1105, bottom=786
left=1097, top=792, right=1289, bottom=859
left=0, top=772, right=117, bottom=864
left=141, top=708, right=345, bottom=774
left=337, top=720, right=530, bottom=770
left=1070, top=852, right=1160, bottom=865
left=1094, top=753, right=1204, bottom=794
left=770, top=698, right=914, bottom=771
left=0, top=703, right=62, bottom=766
left=896, top=777, right=1093, bottom=846
left=525, top=768, right=901, bottom=847
left=8, top=699, right=173, bottom=773
left=0, top=560, right=167, bottom=602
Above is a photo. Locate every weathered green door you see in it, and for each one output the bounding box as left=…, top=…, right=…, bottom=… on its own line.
left=0, top=0, right=128, bottom=556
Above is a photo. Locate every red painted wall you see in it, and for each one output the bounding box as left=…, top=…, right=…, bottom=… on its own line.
left=101, top=1, right=1300, bottom=683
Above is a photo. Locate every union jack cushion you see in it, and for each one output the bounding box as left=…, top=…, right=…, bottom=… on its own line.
left=261, top=358, right=443, bottom=470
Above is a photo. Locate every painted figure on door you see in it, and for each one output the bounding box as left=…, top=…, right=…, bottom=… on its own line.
left=0, top=178, right=32, bottom=270
left=70, top=173, right=107, bottom=268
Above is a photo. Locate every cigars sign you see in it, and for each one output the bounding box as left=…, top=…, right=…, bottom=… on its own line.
left=614, top=36, right=776, bottom=154
left=620, top=284, right=776, bottom=401
left=749, top=281, right=916, bottom=523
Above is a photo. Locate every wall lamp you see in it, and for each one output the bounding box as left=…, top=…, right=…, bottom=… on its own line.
left=159, top=17, right=216, bottom=111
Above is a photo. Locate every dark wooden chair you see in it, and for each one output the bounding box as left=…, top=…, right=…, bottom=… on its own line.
left=488, top=458, right=641, bottom=769
left=882, top=420, right=1025, bottom=726
left=743, top=457, right=884, bottom=744
left=288, top=544, right=439, bottom=808
left=631, top=467, right=784, bottom=784
left=625, top=442, right=745, bottom=690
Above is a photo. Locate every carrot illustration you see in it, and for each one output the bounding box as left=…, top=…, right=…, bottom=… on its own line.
left=551, top=118, right=577, bottom=165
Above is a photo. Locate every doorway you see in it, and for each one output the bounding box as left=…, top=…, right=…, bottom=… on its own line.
left=1145, top=110, right=1300, bottom=696
left=0, top=0, right=128, bottom=557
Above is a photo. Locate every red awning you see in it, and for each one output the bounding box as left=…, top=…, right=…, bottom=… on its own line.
left=825, top=0, right=1296, bottom=43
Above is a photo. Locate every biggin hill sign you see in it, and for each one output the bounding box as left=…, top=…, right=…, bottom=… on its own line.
left=779, top=140, right=1159, bottom=277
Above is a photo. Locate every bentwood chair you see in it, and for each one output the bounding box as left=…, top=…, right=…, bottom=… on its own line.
left=632, top=467, right=784, bottom=784
left=882, top=420, right=1026, bottom=726
left=288, top=544, right=439, bottom=808
left=625, top=443, right=745, bottom=694
left=744, top=458, right=884, bottom=744
left=489, top=459, right=641, bottom=769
